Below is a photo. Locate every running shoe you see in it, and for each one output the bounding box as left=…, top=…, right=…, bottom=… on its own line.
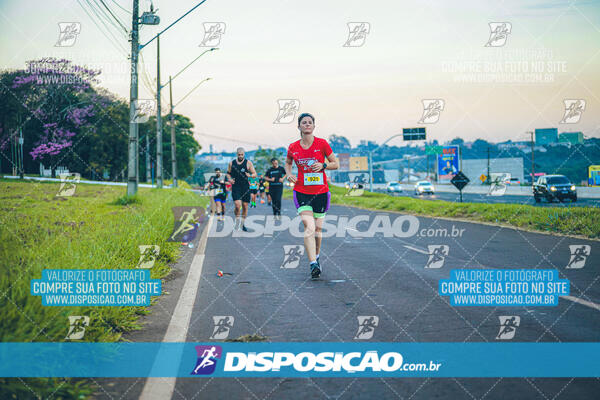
left=242, top=225, right=248, bottom=232
left=310, top=262, right=321, bottom=279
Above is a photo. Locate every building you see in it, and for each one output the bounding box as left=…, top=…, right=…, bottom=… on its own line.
left=535, top=128, right=558, bottom=145
left=559, top=132, right=584, bottom=145
left=461, top=157, right=524, bottom=183
left=337, top=153, right=350, bottom=170
left=349, top=156, right=368, bottom=171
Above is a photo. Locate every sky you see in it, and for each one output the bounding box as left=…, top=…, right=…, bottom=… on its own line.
left=1, top=0, right=600, bottom=153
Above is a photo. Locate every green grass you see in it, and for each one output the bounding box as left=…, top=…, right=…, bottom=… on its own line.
left=285, top=186, right=600, bottom=238
left=0, top=179, right=207, bottom=399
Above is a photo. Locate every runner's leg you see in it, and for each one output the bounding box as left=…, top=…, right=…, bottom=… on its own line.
left=300, top=211, right=317, bottom=262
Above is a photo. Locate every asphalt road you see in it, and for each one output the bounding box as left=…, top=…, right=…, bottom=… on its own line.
left=162, top=196, right=600, bottom=400
left=379, top=189, right=600, bottom=208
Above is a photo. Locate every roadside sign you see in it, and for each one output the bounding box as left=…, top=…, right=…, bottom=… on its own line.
left=425, top=145, right=443, bottom=155
left=451, top=171, right=469, bottom=202
left=403, top=127, right=426, bottom=141
left=451, top=171, right=469, bottom=191
left=479, top=174, right=487, bottom=183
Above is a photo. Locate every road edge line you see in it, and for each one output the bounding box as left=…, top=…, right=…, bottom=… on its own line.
left=139, top=215, right=213, bottom=400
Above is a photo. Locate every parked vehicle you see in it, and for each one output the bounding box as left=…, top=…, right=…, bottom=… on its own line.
left=533, top=175, right=577, bottom=202
left=414, top=181, right=435, bottom=195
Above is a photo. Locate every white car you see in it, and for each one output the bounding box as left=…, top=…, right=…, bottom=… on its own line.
left=414, top=181, right=435, bottom=195
left=386, top=182, right=403, bottom=193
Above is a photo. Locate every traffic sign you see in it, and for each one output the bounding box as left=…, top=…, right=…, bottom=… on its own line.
left=425, top=145, right=443, bottom=155
left=403, top=127, right=426, bottom=141
left=479, top=174, right=487, bottom=183
left=451, top=171, right=470, bottom=191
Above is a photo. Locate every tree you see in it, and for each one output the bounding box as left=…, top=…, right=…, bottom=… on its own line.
left=1, top=58, right=101, bottom=176
left=252, top=148, right=285, bottom=175
left=329, top=134, right=351, bottom=153
left=140, top=113, right=201, bottom=181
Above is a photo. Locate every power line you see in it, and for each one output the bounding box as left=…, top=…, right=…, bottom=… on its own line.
left=77, top=0, right=129, bottom=56
left=97, top=0, right=128, bottom=33
left=110, top=0, right=131, bottom=14
left=196, top=132, right=275, bottom=148
left=91, top=0, right=128, bottom=35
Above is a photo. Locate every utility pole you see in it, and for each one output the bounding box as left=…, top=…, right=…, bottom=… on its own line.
left=146, top=134, right=150, bottom=182
left=156, top=35, right=163, bottom=188
left=529, top=131, right=535, bottom=186
left=487, top=146, right=490, bottom=183
left=127, top=0, right=140, bottom=196
left=169, top=76, right=177, bottom=188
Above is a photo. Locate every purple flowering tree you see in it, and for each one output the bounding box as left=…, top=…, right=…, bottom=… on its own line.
left=3, top=57, right=101, bottom=176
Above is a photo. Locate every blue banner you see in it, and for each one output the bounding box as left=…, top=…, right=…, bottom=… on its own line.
left=437, top=145, right=459, bottom=182
left=1, top=342, right=599, bottom=378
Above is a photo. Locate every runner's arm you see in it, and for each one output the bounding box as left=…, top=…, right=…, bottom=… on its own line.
left=285, top=155, right=296, bottom=183
left=226, top=162, right=234, bottom=183
left=247, top=160, right=258, bottom=178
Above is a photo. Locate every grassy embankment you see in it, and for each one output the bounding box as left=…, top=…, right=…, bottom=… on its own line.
left=0, top=179, right=206, bottom=399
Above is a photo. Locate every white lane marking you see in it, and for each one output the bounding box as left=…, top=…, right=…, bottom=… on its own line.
left=561, top=295, right=600, bottom=312
left=139, top=216, right=213, bottom=400
left=403, top=245, right=430, bottom=255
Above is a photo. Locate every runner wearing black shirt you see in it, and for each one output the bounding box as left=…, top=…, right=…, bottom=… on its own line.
left=227, top=147, right=257, bottom=231
left=258, top=175, right=266, bottom=204
left=265, top=158, right=286, bottom=218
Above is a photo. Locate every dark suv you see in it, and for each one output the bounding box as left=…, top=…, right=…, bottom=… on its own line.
left=533, top=175, right=577, bottom=202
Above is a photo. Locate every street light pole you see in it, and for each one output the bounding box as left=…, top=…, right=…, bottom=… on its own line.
left=169, top=76, right=177, bottom=187
left=127, top=0, right=140, bottom=196
left=368, top=133, right=403, bottom=192
left=146, top=134, right=150, bottom=182
left=528, top=131, right=535, bottom=186
left=156, top=35, right=163, bottom=188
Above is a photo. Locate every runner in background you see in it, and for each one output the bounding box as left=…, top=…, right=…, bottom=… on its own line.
left=285, top=112, right=338, bottom=278
left=258, top=174, right=266, bottom=204
left=265, top=180, right=271, bottom=205
left=248, top=175, right=259, bottom=208
left=208, top=168, right=228, bottom=221
left=264, top=158, right=286, bottom=219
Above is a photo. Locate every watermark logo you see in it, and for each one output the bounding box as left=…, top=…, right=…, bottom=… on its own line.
left=488, top=173, right=509, bottom=196
left=200, top=22, right=226, bottom=47
left=496, top=316, right=520, bottom=340
left=56, top=173, right=80, bottom=197
left=488, top=182, right=507, bottom=196
left=137, top=245, right=160, bottom=268
left=560, top=99, right=586, bottom=124
left=168, top=207, right=204, bottom=242
left=344, top=22, right=370, bottom=47
left=345, top=183, right=365, bottom=197
left=425, top=245, right=449, bottom=269
left=566, top=245, right=590, bottom=269
left=485, top=22, right=511, bottom=47
left=418, top=99, right=445, bottom=124
left=281, top=245, right=304, bottom=269
left=55, top=22, right=81, bottom=47
left=191, top=345, right=222, bottom=375
left=210, top=316, right=234, bottom=340
left=65, top=315, right=89, bottom=340
left=131, top=99, right=156, bottom=123
left=355, top=316, right=378, bottom=339
left=273, top=99, right=300, bottom=124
